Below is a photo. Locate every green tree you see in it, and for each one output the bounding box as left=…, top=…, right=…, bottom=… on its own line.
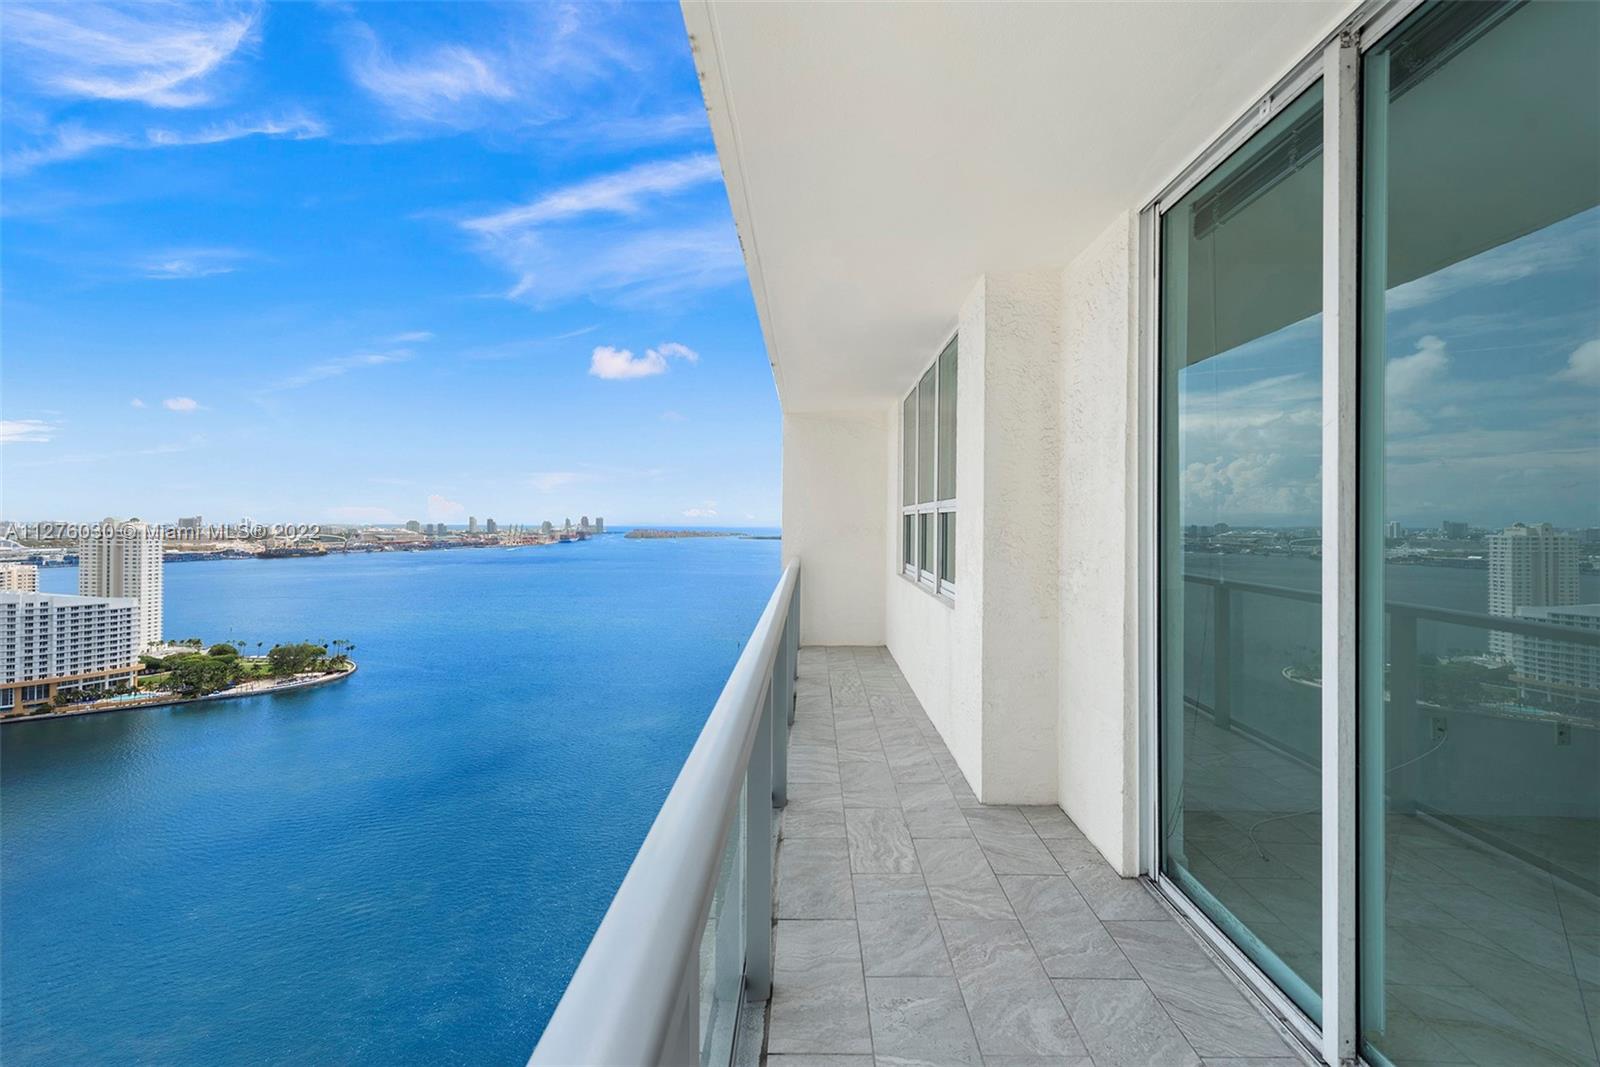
left=267, top=642, right=327, bottom=677
left=168, top=653, right=241, bottom=696
left=208, top=643, right=239, bottom=658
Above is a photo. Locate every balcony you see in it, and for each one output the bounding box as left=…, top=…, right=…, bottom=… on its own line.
left=761, top=645, right=1308, bottom=1066
left=531, top=564, right=1310, bottom=1066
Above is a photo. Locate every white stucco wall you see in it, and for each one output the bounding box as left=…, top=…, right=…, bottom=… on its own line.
left=783, top=411, right=888, bottom=646
left=886, top=273, right=1062, bottom=806
left=1057, top=212, right=1142, bottom=876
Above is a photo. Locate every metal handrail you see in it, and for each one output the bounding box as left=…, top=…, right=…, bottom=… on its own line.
left=530, top=559, right=799, bottom=1067
left=1183, top=571, right=1600, bottom=646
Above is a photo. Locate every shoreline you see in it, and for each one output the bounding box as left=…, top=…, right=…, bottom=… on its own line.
left=2, top=663, right=358, bottom=725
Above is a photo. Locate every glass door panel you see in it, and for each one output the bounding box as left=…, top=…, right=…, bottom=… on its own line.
left=1158, top=83, right=1326, bottom=1020
left=1359, top=3, right=1600, bottom=1064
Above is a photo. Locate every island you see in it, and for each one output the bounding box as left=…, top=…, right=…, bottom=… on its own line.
left=3, top=639, right=357, bottom=722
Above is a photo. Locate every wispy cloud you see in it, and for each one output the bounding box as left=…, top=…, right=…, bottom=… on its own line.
left=682, top=502, right=718, bottom=519
left=130, top=398, right=147, bottom=408
left=528, top=471, right=584, bottom=492
left=426, top=494, right=465, bottom=521
left=347, top=29, right=513, bottom=125
left=138, top=246, right=246, bottom=280
left=589, top=342, right=698, bottom=381
left=2, top=1, right=258, bottom=108
left=386, top=330, right=435, bottom=344
left=146, top=111, right=324, bottom=147
left=464, top=155, right=722, bottom=235
left=5, top=112, right=326, bottom=175
left=268, top=350, right=414, bottom=392
left=0, top=419, right=56, bottom=443
left=163, top=396, right=200, bottom=412
left=459, top=156, right=741, bottom=307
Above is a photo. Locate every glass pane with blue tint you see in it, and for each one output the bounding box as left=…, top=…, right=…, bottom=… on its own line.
left=1159, top=82, right=1325, bottom=1021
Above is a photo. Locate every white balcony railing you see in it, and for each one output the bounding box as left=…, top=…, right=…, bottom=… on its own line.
left=530, top=559, right=799, bottom=1067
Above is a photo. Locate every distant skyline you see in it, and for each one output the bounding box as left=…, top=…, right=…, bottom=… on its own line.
left=0, top=2, right=780, bottom=525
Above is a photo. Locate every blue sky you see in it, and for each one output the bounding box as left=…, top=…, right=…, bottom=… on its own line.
left=0, top=1, right=778, bottom=527
left=1178, top=205, right=1599, bottom=531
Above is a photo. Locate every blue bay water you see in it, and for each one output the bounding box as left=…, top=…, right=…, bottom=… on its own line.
left=1, top=533, right=780, bottom=1065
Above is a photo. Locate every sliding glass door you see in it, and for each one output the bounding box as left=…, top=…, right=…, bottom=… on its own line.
left=1158, top=82, right=1326, bottom=1021
left=1156, top=2, right=1599, bottom=1061
left=1359, top=3, right=1600, bottom=1065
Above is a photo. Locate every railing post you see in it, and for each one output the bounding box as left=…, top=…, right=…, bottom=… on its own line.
left=1212, top=582, right=1233, bottom=730
left=788, top=578, right=800, bottom=725
left=772, top=615, right=790, bottom=810
left=745, top=678, right=775, bottom=1002
left=1386, top=609, right=1419, bottom=814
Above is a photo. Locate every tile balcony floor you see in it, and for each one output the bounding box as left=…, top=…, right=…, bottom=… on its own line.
left=759, top=645, right=1313, bottom=1067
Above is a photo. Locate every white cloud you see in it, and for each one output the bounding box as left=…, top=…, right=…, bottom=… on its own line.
left=588, top=342, right=698, bottom=380
left=5, top=112, right=326, bottom=175
left=145, top=112, right=325, bottom=147
left=682, top=502, right=719, bottom=519
left=138, top=247, right=245, bottom=279
left=348, top=31, right=513, bottom=125
left=0, top=419, right=55, bottom=443
left=426, top=494, right=465, bottom=521
left=130, top=398, right=146, bottom=408
left=386, top=330, right=435, bottom=344
left=268, top=349, right=413, bottom=392
left=529, top=471, right=583, bottom=492
left=2, top=1, right=258, bottom=108
left=1386, top=335, right=1449, bottom=399
left=162, top=396, right=200, bottom=412
left=459, top=157, right=741, bottom=306
left=660, top=410, right=687, bottom=423
left=327, top=505, right=400, bottom=524
left=1556, top=339, right=1600, bottom=388
left=464, top=155, right=722, bottom=235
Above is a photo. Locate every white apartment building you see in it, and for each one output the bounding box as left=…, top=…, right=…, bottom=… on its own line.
left=0, top=563, right=39, bottom=592
left=1488, top=522, right=1579, bottom=658
left=0, top=591, right=140, bottom=712
left=1511, top=603, right=1600, bottom=696
left=79, top=517, right=164, bottom=652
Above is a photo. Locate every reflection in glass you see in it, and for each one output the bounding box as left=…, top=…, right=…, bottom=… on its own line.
left=937, top=339, right=957, bottom=501
left=917, top=368, right=936, bottom=505
left=1359, top=3, right=1600, bottom=1064
left=902, top=392, right=916, bottom=506
left=938, top=511, right=954, bottom=588
left=1159, top=83, right=1325, bottom=1020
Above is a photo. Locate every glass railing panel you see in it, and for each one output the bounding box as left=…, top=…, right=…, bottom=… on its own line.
left=698, top=787, right=746, bottom=1067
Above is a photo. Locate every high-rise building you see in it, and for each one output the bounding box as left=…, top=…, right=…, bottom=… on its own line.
left=1, top=591, right=140, bottom=712
left=595, top=517, right=605, bottom=534
left=405, top=520, right=421, bottom=533
left=1384, top=521, right=1402, bottom=540
left=564, top=517, right=572, bottom=532
left=580, top=515, right=590, bottom=532
left=1440, top=520, right=1470, bottom=540
left=1509, top=604, right=1600, bottom=695
left=468, top=516, right=478, bottom=533
left=541, top=520, right=554, bottom=536
left=485, top=518, right=498, bottom=534
left=0, top=563, right=39, bottom=592
left=1488, top=522, right=1578, bottom=658
left=79, top=518, right=164, bottom=652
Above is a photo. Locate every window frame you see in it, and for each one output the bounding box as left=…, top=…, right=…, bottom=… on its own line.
left=900, top=331, right=958, bottom=601
left=1137, top=2, right=1425, bottom=1064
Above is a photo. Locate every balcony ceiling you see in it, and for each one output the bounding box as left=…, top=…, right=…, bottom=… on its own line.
left=682, top=0, right=1348, bottom=413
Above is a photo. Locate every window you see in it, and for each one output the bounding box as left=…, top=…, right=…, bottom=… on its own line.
left=1151, top=1, right=1600, bottom=1060
left=900, top=335, right=957, bottom=596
